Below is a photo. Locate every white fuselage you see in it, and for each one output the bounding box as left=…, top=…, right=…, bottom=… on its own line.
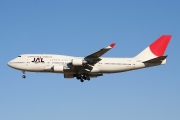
left=7, top=35, right=171, bottom=81
left=8, top=54, right=165, bottom=74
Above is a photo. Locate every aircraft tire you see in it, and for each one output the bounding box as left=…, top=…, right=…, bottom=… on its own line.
left=22, top=75, right=26, bottom=79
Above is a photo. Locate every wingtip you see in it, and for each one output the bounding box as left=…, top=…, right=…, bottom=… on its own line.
left=110, top=43, right=116, bottom=48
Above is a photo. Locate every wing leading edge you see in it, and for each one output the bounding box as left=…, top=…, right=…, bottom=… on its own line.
left=85, top=43, right=116, bottom=59
left=84, top=43, right=116, bottom=66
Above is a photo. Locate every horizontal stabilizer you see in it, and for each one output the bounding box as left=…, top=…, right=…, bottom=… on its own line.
left=143, top=56, right=167, bottom=63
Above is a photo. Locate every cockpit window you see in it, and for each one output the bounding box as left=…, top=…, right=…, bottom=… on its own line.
left=18, top=56, right=21, bottom=57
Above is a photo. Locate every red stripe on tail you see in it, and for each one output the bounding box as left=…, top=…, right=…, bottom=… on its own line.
left=149, top=35, right=172, bottom=56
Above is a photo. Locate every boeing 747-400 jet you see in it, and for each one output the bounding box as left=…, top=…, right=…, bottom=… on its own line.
left=8, top=35, right=171, bottom=82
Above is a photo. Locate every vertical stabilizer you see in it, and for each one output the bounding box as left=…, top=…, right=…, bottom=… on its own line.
left=134, top=35, right=172, bottom=59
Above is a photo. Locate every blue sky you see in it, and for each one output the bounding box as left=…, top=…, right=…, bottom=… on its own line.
left=0, top=0, right=179, bottom=120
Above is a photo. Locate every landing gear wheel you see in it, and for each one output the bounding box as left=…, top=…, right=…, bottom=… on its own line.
left=82, top=76, right=87, bottom=80
left=22, top=75, right=26, bottom=78
left=80, top=79, right=84, bottom=83
left=22, top=71, right=26, bottom=79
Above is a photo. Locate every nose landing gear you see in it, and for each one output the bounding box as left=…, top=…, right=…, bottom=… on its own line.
left=22, top=71, right=26, bottom=79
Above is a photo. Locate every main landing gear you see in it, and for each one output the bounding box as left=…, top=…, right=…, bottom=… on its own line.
left=76, top=74, right=90, bottom=83
left=22, top=71, right=26, bottom=79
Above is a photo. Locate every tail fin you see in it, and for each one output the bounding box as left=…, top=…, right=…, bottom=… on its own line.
left=134, top=35, right=172, bottom=59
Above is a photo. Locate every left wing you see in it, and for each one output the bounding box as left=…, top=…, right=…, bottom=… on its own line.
left=84, top=43, right=116, bottom=65
left=67, top=43, right=116, bottom=74
left=85, top=43, right=116, bottom=59
left=82, top=43, right=116, bottom=73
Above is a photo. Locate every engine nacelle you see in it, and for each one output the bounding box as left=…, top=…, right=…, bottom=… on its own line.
left=72, top=59, right=86, bottom=66
left=53, top=65, right=64, bottom=72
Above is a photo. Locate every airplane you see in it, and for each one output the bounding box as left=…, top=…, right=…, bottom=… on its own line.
left=8, top=35, right=172, bottom=82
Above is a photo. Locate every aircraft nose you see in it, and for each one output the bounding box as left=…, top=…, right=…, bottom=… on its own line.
left=7, top=61, right=12, bottom=67
left=7, top=60, right=16, bottom=68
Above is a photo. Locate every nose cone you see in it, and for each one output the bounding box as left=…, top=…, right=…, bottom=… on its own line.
left=7, top=62, right=10, bottom=66
left=7, top=60, right=17, bottom=68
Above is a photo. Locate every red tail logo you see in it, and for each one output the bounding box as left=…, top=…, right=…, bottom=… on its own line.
left=149, top=35, right=172, bottom=56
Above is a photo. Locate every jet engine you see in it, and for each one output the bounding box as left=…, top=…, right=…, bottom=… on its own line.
left=72, top=59, right=87, bottom=66
left=53, top=65, right=64, bottom=72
